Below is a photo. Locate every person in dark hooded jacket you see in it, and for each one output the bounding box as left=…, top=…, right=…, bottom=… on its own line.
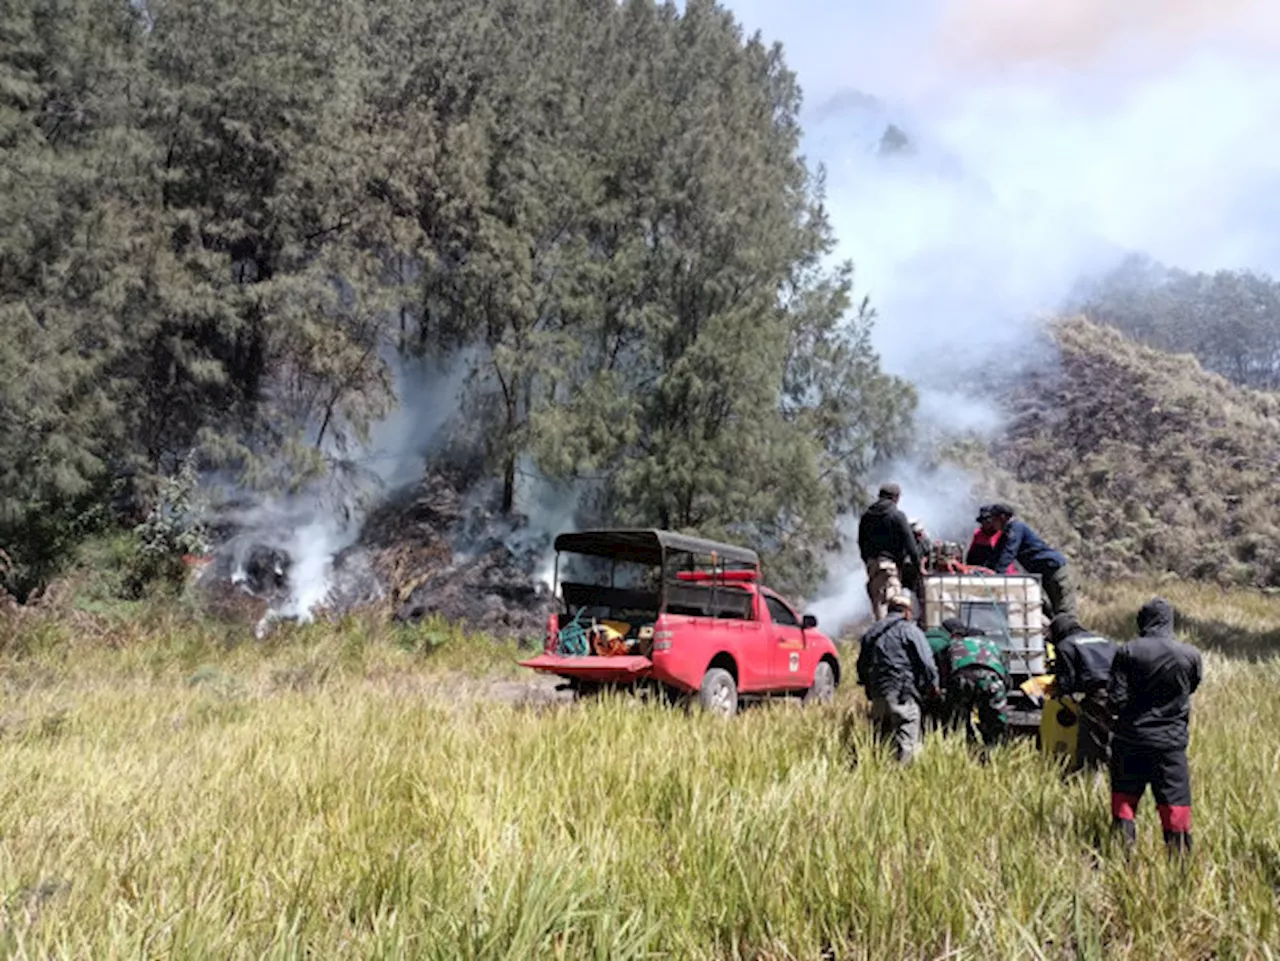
left=1048, top=614, right=1118, bottom=771
left=857, top=483, right=921, bottom=620
left=1108, top=598, right=1203, bottom=853
left=856, top=594, right=939, bottom=764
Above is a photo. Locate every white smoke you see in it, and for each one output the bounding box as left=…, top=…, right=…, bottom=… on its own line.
left=725, top=0, right=1280, bottom=396
left=756, top=0, right=1280, bottom=370
left=214, top=351, right=473, bottom=633
left=724, top=0, right=1280, bottom=629
left=510, top=467, right=582, bottom=594
left=806, top=516, right=869, bottom=638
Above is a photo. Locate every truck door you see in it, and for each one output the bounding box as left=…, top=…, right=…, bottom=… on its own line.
left=763, top=593, right=808, bottom=689
left=714, top=586, right=772, bottom=693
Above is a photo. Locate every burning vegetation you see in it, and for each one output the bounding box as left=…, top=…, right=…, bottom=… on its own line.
left=193, top=471, right=557, bottom=640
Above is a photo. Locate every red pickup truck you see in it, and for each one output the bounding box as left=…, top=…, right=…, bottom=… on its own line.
left=518, top=529, right=841, bottom=715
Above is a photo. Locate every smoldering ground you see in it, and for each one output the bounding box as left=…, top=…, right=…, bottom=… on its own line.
left=198, top=350, right=576, bottom=636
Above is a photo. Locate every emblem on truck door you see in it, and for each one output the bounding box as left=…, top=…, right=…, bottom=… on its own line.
left=789, top=652, right=800, bottom=672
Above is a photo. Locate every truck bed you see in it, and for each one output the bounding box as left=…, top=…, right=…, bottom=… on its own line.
left=517, top=653, right=654, bottom=685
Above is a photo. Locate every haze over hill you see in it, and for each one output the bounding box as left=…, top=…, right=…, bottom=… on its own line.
left=726, top=0, right=1280, bottom=399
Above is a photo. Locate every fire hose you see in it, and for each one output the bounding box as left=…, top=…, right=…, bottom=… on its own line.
left=556, top=609, right=631, bottom=656
left=557, top=609, right=591, bottom=656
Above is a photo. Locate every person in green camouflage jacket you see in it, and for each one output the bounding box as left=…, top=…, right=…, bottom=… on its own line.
left=938, top=617, right=1011, bottom=747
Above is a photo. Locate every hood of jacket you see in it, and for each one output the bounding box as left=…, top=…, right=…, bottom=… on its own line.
left=1048, top=613, right=1085, bottom=645
left=1137, top=597, right=1175, bottom=637
left=864, top=497, right=897, bottom=519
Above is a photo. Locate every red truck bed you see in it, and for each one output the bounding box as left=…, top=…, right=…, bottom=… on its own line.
left=518, top=653, right=654, bottom=685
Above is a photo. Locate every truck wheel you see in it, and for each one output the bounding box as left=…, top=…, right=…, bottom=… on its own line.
left=698, top=668, right=738, bottom=717
left=804, top=660, right=836, bottom=706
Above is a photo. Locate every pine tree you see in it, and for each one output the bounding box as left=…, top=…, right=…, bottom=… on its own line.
left=0, top=0, right=917, bottom=598
left=141, top=0, right=396, bottom=485
left=0, top=0, right=155, bottom=592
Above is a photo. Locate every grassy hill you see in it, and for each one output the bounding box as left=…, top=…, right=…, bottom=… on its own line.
left=974, top=317, right=1280, bottom=587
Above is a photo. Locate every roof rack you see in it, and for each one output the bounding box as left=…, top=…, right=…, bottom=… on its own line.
left=553, top=529, right=759, bottom=568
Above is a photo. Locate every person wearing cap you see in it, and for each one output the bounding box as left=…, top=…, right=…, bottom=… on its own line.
left=937, top=617, right=1011, bottom=748
left=1108, top=598, right=1202, bottom=854
left=856, top=593, right=940, bottom=764
left=1047, top=613, right=1118, bottom=771
left=965, top=505, right=1005, bottom=570
left=986, top=504, right=1077, bottom=618
left=857, top=483, right=922, bottom=621
left=909, top=518, right=937, bottom=574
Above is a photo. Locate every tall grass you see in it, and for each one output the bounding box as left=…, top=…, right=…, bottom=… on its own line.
left=1, top=582, right=1278, bottom=958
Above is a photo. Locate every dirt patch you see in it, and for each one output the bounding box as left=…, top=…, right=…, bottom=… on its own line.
left=354, top=664, right=573, bottom=709
left=481, top=676, right=574, bottom=709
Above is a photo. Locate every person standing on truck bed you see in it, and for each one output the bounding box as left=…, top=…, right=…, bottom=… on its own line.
left=986, top=504, right=1077, bottom=618
left=1047, top=613, right=1118, bottom=772
left=857, top=483, right=922, bottom=621
left=1108, top=598, right=1202, bottom=854
left=965, top=505, right=1005, bottom=570
left=856, top=594, right=940, bottom=765
left=937, top=617, right=1011, bottom=750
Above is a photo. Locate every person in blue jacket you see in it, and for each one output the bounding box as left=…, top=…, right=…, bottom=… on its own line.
left=986, top=504, right=1077, bottom=618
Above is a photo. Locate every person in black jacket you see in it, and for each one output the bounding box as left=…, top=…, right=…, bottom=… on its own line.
left=856, top=594, right=940, bottom=764
left=1108, top=598, right=1203, bottom=853
left=1048, top=614, right=1118, bottom=771
left=857, top=483, right=921, bottom=621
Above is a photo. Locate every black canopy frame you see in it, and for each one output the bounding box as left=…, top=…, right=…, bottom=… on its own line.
left=552, top=529, right=760, bottom=613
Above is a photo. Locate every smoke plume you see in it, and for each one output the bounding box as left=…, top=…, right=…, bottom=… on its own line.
left=725, top=0, right=1280, bottom=634
left=211, top=352, right=472, bottom=633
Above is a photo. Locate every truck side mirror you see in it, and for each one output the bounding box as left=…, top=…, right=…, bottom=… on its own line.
left=802, top=614, right=818, bottom=630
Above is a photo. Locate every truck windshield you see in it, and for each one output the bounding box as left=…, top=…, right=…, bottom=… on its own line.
left=957, top=601, right=1010, bottom=640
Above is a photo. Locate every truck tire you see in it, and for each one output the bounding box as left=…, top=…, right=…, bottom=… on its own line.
left=570, top=679, right=604, bottom=700
left=804, top=660, right=836, bottom=705
left=698, top=668, right=738, bottom=717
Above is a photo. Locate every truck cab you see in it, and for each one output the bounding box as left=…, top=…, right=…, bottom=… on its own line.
left=518, top=529, right=840, bottom=715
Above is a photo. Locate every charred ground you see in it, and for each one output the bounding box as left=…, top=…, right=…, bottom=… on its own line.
left=193, top=470, right=557, bottom=640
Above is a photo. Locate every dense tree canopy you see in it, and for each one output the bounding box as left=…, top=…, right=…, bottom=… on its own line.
left=1078, top=255, right=1280, bottom=392
left=0, top=0, right=914, bottom=596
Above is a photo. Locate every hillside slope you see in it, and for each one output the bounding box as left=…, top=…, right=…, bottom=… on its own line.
left=986, top=317, right=1280, bottom=586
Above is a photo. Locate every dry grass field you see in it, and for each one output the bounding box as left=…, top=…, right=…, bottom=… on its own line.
left=1, top=580, right=1278, bottom=958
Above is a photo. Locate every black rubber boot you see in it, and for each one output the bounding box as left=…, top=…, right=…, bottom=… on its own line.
left=1113, top=818, right=1137, bottom=847
left=1163, top=830, right=1192, bottom=855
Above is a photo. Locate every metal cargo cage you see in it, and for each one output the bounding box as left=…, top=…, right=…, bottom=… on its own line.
left=921, top=573, right=1045, bottom=675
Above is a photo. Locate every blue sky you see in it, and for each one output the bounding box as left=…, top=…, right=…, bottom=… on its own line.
left=719, top=0, right=1280, bottom=387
